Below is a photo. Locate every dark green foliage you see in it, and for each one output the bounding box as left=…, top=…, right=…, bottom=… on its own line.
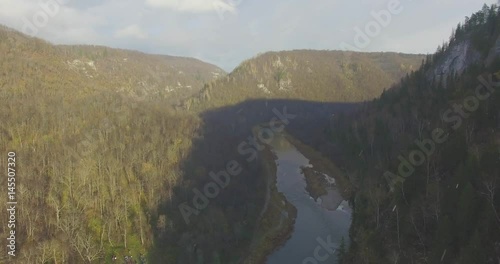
left=328, top=4, right=500, bottom=263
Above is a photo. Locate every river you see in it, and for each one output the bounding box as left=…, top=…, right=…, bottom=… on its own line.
left=266, top=134, right=352, bottom=264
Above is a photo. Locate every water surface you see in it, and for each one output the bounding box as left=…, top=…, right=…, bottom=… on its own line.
left=266, top=135, right=351, bottom=264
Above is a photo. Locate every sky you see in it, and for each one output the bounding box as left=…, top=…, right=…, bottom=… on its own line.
left=0, top=0, right=496, bottom=71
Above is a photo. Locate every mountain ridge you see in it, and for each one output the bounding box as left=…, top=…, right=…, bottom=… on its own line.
left=180, top=49, right=425, bottom=111
left=0, top=24, right=226, bottom=104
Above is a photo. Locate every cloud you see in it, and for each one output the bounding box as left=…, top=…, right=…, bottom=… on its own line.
left=0, top=0, right=496, bottom=72
left=114, top=24, right=148, bottom=39
left=0, top=0, right=105, bottom=44
left=145, top=0, right=236, bottom=13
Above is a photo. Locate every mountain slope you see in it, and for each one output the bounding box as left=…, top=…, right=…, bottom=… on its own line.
left=326, top=4, right=500, bottom=263
left=180, top=50, right=424, bottom=111
left=0, top=25, right=225, bottom=104
left=0, top=25, right=219, bottom=263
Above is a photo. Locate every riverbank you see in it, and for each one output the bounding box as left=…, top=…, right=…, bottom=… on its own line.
left=242, top=131, right=352, bottom=264
left=284, top=134, right=353, bottom=200
left=241, top=145, right=297, bottom=264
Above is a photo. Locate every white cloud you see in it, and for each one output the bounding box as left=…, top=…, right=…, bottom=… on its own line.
left=0, top=0, right=105, bottom=44
left=114, top=24, right=148, bottom=39
left=0, top=0, right=496, bottom=71
left=145, top=0, right=236, bottom=13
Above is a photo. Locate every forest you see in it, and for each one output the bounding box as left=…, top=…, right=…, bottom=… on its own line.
left=327, top=4, right=500, bottom=263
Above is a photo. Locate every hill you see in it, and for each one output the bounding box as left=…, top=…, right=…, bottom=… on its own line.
left=181, top=50, right=425, bottom=111
left=0, top=25, right=225, bottom=104
left=325, top=4, right=500, bottom=263
left=0, top=24, right=218, bottom=263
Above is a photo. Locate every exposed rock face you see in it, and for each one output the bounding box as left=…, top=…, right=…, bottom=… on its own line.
left=257, top=83, right=271, bottom=94
left=427, top=40, right=481, bottom=87
left=66, top=59, right=97, bottom=78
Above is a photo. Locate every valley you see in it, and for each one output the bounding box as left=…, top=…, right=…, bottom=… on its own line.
left=0, top=3, right=500, bottom=264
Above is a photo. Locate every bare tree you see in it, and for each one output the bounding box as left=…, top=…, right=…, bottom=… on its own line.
left=480, top=180, right=500, bottom=228
left=465, top=122, right=476, bottom=146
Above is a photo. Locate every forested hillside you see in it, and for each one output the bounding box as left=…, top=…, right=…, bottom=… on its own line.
left=327, top=4, right=500, bottom=263
left=181, top=50, right=424, bottom=111
left=0, top=25, right=225, bottom=104
left=0, top=25, right=220, bottom=263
